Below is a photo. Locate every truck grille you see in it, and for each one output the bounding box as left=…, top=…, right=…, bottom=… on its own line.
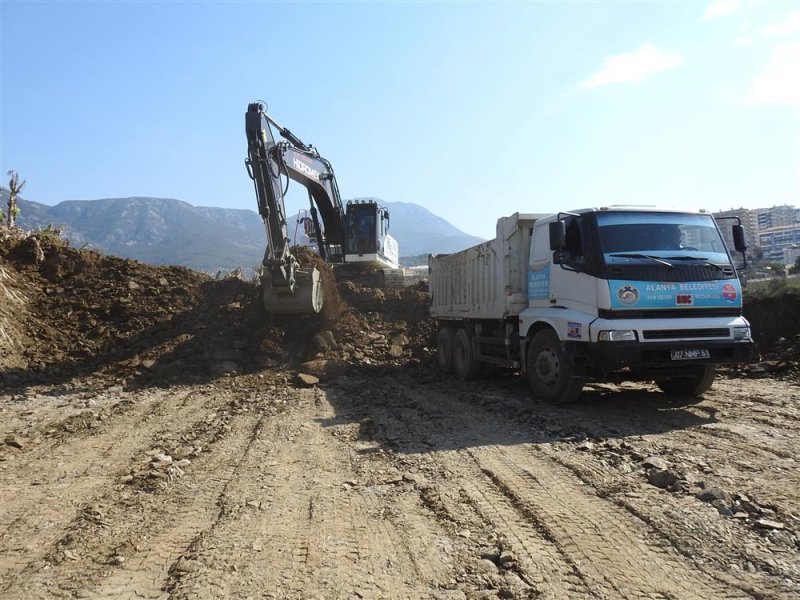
left=642, top=328, right=730, bottom=340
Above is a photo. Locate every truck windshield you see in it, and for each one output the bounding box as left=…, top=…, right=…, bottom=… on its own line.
left=596, top=212, right=731, bottom=265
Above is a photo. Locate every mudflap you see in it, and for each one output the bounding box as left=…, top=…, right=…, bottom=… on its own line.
left=262, top=267, right=324, bottom=315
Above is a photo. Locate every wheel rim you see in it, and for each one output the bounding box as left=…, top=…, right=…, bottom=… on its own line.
left=534, top=347, right=560, bottom=386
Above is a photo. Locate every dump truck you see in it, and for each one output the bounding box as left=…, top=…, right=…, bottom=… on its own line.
left=429, top=207, right=754, bottom=403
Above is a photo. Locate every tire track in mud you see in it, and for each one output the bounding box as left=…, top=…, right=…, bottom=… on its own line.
left=91, top=411, right=264, bottom=599
left=5, top=393, right=265, bottom=599
left=0, top=388, right=202, bottom=587
left=168, top=388, right=452, bottom=599
left=471, top=446, right=750, bottom=599
left=342, top=377, right=769, bottom=599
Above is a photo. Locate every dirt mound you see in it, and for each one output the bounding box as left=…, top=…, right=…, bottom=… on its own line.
left=742, top=291, right=800, bottom=380
left=0, top=235, right=433, bottom=390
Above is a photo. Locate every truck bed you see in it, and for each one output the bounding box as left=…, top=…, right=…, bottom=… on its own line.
left=429, top=213, right=545, bottom=320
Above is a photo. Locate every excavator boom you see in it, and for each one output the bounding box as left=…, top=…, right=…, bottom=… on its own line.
left=245, top=102, right=324, bottom=314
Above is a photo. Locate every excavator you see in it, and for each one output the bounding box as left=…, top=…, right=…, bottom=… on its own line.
left=245, top=102, right=399, bottom=315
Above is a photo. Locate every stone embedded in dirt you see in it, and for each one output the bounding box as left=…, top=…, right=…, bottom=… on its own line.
left=753, top=518, right=785, bottom=530
left=141, top=359, right=156, bottom=369
left=175, top=459, right=191, bottom=468
left=109, top=554, right=125, bottom=565
left=696, top=487, right=731, bottom=504
left=458, top=529, right=472, bottom=538
left=128, top=280, right=140, bottom=290
left=390, top=333, right=409, bottom=346
left=150, top=453, right=173, bottom=466
left=297, top=373, right=320, bottom=387
left=475, top=558, right=499, bottom=574
left=389, top=345, right=404, bottom=358
left=647, top=469, right=679, bottom=489
left=498, top=550, right=516, bottom=565
left=643, top=456, right=669, bottom=471
left=4, top=435, right=24, bottom=449
left=299, top=359, right=347, bottom=381
left=311, top=330, right=339, bottom=354
left=576, top=441, right=595, bottom=452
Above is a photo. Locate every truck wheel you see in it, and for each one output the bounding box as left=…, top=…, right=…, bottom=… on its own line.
left=527, top=330, right=583, bottom=404
left=453, top=328, right=481, bottom=381
left=436, top=327, right=455, bottom=374
left=656, top=366, right=716, bottom=397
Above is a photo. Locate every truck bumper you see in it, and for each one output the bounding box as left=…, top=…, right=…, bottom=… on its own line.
left=572, top=339, right=754, bottom=377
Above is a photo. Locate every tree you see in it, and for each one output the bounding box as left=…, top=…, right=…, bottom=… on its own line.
left=790, top=256, right=800, bottom=275
left=6, top=170, right=26, bottom=228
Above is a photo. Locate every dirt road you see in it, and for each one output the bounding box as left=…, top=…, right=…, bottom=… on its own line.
left=2, top=370, right=798, bottom=599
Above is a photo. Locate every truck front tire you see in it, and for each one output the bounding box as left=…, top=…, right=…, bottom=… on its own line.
left=655, top=365, right=716, bottom=397
left=453, top=328, right=481, bottom=381
left=527, top=330, right=583, bottom=404
left=436, top=327, right=455, bottom=374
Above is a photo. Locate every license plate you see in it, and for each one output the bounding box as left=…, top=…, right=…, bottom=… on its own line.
left=670, top=349, right=710, bottom=360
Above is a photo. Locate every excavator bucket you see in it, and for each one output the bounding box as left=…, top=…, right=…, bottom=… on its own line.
left=262, top=267, right=325, bottom=315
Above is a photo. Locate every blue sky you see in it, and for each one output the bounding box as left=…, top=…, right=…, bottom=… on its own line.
left=1, top=0, right=798, bottom=239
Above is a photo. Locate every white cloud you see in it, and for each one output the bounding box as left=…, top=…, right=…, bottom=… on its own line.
left=703, top=0, right=740, bottom=21
left=579, top=45, right=683, bottom=90
left=732, top=35, right=755, bottom=47
left=760, top=11, right=800, bottom=37
left=749, top=43, right=800, bottom=105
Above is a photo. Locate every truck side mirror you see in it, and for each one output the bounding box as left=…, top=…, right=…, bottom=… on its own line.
left=733, top=224, right=747, bottom=253
left=549, top=221, right=566, bottom=251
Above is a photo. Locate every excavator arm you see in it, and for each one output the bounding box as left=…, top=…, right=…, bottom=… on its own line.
left=245, top=102, right=323, bottom=314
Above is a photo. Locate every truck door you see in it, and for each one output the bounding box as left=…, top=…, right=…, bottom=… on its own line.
left=549, top=216, right=598, bottom=317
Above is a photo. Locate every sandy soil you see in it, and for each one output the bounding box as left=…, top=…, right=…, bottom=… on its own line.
left=1, top=232, right=798, bottom=599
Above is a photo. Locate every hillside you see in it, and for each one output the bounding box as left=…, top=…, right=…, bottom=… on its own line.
left=2, top=190, right=482, bottom=272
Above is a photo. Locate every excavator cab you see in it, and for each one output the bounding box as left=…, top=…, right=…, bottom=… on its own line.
left=344, top=200, right=399, bottom=269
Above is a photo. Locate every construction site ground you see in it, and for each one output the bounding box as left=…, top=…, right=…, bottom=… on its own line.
left=1, top=233, right=799, bottom=599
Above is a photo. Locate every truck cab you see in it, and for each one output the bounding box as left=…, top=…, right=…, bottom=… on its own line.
left=521, top=207, right=753, bottom=401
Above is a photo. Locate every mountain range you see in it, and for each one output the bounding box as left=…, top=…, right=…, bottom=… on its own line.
left=0, top=190, right=483, bottom=273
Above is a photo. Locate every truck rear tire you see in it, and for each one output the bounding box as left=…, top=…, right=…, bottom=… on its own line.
left=656, top=365, right=716, bottom=397
left=453, top=328, right=481, bottom=381
left=527, top=330, right=583, bottom=404
left=436, top=327, right=456, bottom=374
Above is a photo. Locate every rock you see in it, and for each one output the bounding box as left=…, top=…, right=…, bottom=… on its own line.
left=128, top=280, right=140, bottom=290
left=643, top=456, right=669, bottom=471
left=390, top=333, right=409, bottom=346
left=576, top=441, right=594, bottom=452
left=647, top=469, right=679, bottom=489
left=175, top=459, right=191, bottom=468
left=389, top=345, right=404, bottom=358
left=109, top=554, right=125, bottom=565
left=150, top=453, right=173, bottom=466
left=311, top=330, right=339, bottom=354
left=753, top=518, right=785, bottom=530
left=296, top=373, right=320, bottom=387
left=358, top=418, right=377, bottom=440
left=4, top=435, right=24, bottom=450
left=63, top=549, right=79, bottom=561
left=141, top=359, right=156, bottom=369
left=696, top=487, right=730, bottom=504
left=458, top=529, right=472, bottom=539
left=299, top=359, right=347, bottom=381
left=475, top=559, right=498, bottom=574
left=498, top=550, right=515, bottom=565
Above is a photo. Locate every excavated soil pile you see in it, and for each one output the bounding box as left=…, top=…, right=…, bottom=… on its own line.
left=0, top=233, right=433, bottom=389
left=741, top=291, right=800, bottom=380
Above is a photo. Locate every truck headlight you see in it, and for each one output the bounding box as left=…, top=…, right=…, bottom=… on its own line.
left=598, top=330, right=637, bottom=342
left=733, top=326, right=751, bottom=341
